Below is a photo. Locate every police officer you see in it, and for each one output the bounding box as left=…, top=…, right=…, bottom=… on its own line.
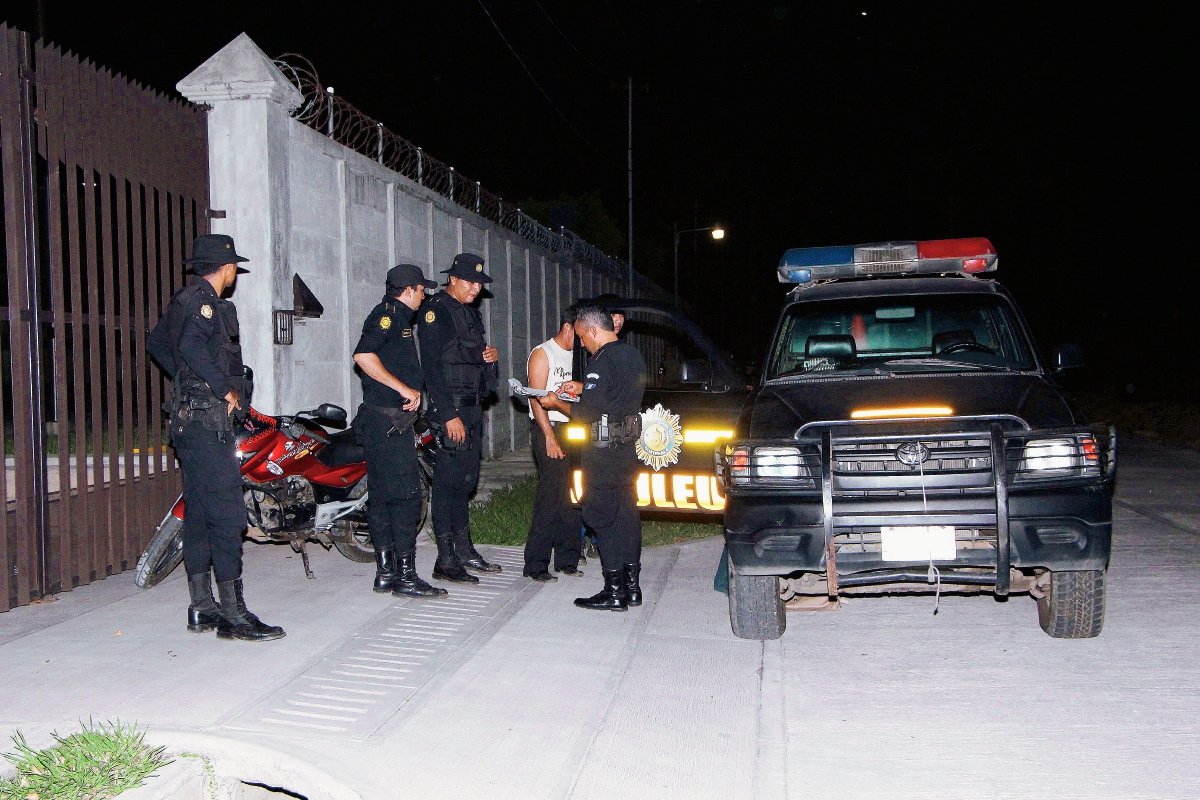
left=418, top=253, right=502, bottom=583
left=539, top=303, right=647, bottom=611
left=352, top=264, right=446, bottom=598
left=146, top=234, right=285, bottom=641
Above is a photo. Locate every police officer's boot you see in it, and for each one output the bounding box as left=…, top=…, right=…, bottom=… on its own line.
left=187, top=573, right=220, bottom=633
left=432, top=533, right=479, bottom=584
left=393, top=550, right=449, bottom=598
left=574, top=569, right=628, bottom=612
left=373, top=546, right=399, bottom=593
left=622, top=563, right=643, bottom=607
left=215, top=579, right=286, bottom=641
left=454, top=528, right=502, bottom=573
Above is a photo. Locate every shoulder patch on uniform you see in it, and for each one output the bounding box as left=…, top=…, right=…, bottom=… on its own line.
left=379, top=315, right=392, bottom=330
left=200, top=304, right=213, bottom=319
left=424, top=310, right=436, bottom=324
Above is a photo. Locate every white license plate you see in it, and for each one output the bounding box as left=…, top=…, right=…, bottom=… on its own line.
left=880, top=526, right=957, bottom=561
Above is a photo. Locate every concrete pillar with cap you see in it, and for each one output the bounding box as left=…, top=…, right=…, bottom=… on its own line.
left=177, top=33, right=302, bottom=416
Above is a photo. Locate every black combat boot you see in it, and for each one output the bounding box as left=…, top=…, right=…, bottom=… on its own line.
left=454, top=528, right=501, bottom=573
left=574, top=569, right=628, bottom=612
left=373, top=546, right=399, bottom=593
left=622, top=563, right=643, bottom=607
left=187, top=573, right=220, bottom=633
left=393, top=550, right=448, bottom=598
left=432, top=533, right=479, bottom=583
left=215, top=579, right=286, bottom=641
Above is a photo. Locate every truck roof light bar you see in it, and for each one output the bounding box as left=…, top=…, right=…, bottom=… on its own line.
left=777, top=238, right=998, bottom=284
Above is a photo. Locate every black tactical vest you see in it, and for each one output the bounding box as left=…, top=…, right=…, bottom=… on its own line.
left=157, top=287, right=246, bottom=433
left=432, top=294, right=494, bottom=397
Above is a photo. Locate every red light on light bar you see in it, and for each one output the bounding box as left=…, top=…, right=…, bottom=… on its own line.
left=917, top=238, right=996, bottom=259
left=962, top=258, right=989, bottom=273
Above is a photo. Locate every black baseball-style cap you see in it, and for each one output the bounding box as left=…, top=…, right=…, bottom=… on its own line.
left=184, top=234, right=249, bottom=267
left=386, top=263, right=438, bottom=293
left=442, top=252, right=493, bottom=284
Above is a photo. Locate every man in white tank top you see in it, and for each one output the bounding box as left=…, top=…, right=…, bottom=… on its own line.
left=523, top=305, right=584, bottom=581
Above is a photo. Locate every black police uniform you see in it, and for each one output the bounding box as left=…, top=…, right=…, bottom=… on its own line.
left=353, top=287, right=444, bottom=598
left=418, top=254, right=501, bottom=581
left=147, top=278, right=247, bottom=583
left=145, top=233, right=283, bottom=641
left=573, top=339, right=647, bottom=610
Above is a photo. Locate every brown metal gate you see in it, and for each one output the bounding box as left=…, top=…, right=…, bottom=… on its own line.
left=0, top=23, right=209, bottom=611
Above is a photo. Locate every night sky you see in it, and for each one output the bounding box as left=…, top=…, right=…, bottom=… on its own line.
left=7, top=2, right=1189, bottom=389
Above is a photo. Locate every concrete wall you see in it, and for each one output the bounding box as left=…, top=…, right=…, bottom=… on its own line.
left=179, top=34, right=649, bottom=458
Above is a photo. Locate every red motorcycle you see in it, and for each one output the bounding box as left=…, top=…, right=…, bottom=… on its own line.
left=134, top=403, right=435, bottom=588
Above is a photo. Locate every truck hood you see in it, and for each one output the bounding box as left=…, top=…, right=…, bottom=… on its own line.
left=747, top=372, right=1075, bottom=438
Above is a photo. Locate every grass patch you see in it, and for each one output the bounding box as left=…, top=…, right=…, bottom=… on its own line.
left=1076, top=390, right=1200, bottom=451
left=470, top=476, right=722, bottom=547
left=0, top=720, right=170, bottom=800
left=470, top=477, right=537, bottom=545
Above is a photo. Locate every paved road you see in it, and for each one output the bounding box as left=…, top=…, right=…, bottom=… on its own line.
left=0, top=438, right=1196, bottom=799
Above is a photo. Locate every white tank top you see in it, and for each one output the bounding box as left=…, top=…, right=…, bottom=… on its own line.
left=529, top=338, right=574, bottom=423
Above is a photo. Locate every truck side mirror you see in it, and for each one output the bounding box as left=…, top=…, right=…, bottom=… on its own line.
left=1051, top=344, right=1085, bottom=372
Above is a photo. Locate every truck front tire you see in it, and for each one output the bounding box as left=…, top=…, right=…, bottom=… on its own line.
left=1037, top=569, right=1106, bottom=639
left=727, top=552, right=786, bottom=640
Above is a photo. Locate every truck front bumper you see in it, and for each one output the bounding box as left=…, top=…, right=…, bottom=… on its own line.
left=723, top=426, right=1113, bottom=592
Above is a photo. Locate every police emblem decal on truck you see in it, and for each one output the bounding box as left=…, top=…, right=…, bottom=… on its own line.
left=636, top=404, right=682, bottom=471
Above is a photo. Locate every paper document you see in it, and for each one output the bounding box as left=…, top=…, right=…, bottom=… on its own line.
left=508, top=377, right=579, bottom=402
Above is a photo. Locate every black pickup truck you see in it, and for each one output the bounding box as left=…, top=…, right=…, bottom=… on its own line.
left=715, top=239, right=1116, bottom=641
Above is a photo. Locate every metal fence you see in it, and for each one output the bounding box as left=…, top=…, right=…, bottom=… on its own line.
left=0, top=23, right=209, bottom=611
left=272, top=54, right=663, bottom=301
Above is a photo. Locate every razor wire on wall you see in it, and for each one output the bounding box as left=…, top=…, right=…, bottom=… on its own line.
left=273, top=53, right=661, bottom=299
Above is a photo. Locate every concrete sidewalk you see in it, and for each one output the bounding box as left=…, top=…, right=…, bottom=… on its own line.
left=1, top=438, right=1198, bottom=799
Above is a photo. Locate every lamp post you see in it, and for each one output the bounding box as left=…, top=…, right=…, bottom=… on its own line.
left=674, top=224, right=725, bottom=308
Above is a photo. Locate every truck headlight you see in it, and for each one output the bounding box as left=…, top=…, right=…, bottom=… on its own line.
left=755, top=446, right=802, bottom=478
left=1023, top=438, right=1075, bottom=471
left=1015, top=433, right=1101, bottom=479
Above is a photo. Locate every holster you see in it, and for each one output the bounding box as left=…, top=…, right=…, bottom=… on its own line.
left=357, top=405, right=418, bottom=438
left=429, top=419, right=472, bottom=453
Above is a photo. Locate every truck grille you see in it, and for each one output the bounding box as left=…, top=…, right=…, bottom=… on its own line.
left=832, top=437, right=993, bottom=493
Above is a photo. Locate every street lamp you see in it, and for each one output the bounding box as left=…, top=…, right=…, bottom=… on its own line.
left=674, top=224, right=726, bottom=308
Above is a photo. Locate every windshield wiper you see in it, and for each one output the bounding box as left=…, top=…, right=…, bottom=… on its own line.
left=770, top=365, right=891, bottom=381
left=883, top=357, right=1020, bottom=373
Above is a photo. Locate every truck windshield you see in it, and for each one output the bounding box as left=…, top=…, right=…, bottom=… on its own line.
left=767, top=293, right=1036, bottom=379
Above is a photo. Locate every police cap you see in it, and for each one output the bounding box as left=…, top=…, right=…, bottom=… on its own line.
left=442, top=252, right=493, bottom=284
left=184, top=234, right=249, bottom=273
left=386, top=264, right=438, bottom=294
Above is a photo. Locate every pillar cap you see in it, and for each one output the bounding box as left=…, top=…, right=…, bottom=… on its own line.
left=177, top=33, right=303, bottom=111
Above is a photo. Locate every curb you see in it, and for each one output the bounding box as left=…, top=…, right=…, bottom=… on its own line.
left=144, top=730, right=363, bottom=800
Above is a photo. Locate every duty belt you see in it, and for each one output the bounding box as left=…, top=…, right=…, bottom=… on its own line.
left=590, top=413, right=642, bottom=447
left=450, top=395, right=481, bottom=407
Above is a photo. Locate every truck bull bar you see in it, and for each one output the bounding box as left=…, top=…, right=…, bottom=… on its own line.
left=811, top=419, right=1020, bottom=597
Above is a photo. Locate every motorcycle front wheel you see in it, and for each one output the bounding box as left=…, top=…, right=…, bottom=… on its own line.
left=135, top=505, right=185, bottom=588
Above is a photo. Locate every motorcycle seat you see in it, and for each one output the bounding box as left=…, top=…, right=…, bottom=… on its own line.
left=315, top=428, right=365, bottom=468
